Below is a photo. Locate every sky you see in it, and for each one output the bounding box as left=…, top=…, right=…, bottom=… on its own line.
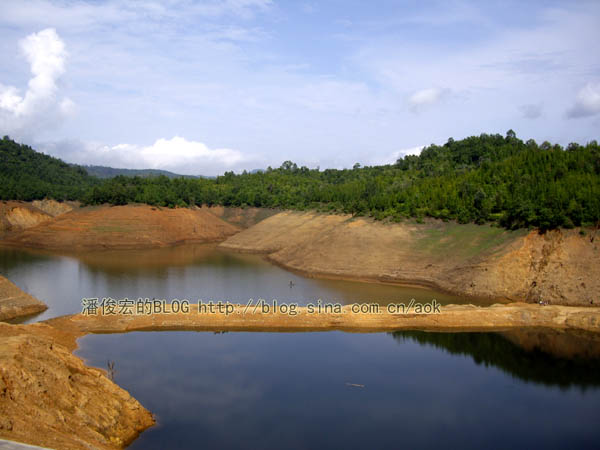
left=0, top=0, right=599, bottom=176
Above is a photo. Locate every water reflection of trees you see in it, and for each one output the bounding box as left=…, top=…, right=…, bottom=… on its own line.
left=76, top=244, right=265, bottom=276
left=0, top=246, right=52, bottom=271
left=390, top=329, right=600, bottom=390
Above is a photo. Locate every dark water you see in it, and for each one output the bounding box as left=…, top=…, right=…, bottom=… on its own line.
left=2, top=244, right=600, bottom=449
left=76, top=330, right=600, bottom=450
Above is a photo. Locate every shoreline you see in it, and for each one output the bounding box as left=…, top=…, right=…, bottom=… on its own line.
left=45, top=303, right=600, bottom=334
left=2, top=204, right=599, bottom=307
left=260, top=252, right=510, bottom=305
left=219, top=210, right=600, bottom=307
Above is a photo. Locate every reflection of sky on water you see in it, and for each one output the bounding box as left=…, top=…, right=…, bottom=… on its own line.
left=0, top=244, right=475, bottom=323
left=76, top=331, right=600, bottom=450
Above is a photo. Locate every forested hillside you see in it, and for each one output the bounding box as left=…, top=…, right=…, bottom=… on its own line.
left=0, top=136, right=98, bottom=200
left=1, top=132, right=599, bottom=230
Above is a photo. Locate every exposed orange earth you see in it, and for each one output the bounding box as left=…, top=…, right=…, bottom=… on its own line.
left=1, top=204, right=599, bottom=306
left=2, top=204, right=240, bottom=250
left=0, top=321, right=154, bottom=450
left=220, top=211, right=600, bottom=306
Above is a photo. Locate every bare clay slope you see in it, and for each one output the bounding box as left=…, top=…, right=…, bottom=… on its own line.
left=220, top=211, right=600, bottom=306
left=0, top=322, right=154, bottom=450
left=0, top=201, right=53, bottom=239
left=3, top=204, right=240, bottom=250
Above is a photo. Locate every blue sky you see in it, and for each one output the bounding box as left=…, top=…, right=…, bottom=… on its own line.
left=0, top=0, right=599, bottom=175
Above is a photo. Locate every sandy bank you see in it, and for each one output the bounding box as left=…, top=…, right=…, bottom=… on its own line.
left=0, top=322, right=154, bottom=450
left=45, top=303, right=600, bottom=334
left=0, top=276, right=47, bottom=322
left=2, top=204, right=240, bottom=250
left=220, top=211, right=600, bottom=306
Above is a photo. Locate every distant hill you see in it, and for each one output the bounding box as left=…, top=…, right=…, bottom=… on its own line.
left=78, top=165, right=200, bottom=179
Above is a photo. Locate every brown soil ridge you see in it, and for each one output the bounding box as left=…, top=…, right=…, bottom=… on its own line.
left=0, top=322, right=154, bottom=450
left=219, top=211, right=600, bottom=306
left=2, top=204, right=240, bottom=250
left=45, top=303, right=600, bottom=334
left=0, top=276, right=47, bottom=322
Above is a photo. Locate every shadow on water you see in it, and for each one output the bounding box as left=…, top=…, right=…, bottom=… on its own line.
left=390, top=329, right=600, bottom=389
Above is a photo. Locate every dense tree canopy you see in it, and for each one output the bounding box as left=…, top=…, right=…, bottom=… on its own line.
left=1, top=132, right=599, bottom=230
left=0, top=136, right=98, bottom=201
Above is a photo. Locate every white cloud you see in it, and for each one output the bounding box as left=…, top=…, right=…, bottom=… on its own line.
left=0, top=28, right=73, bottom=138
left=0, top=0, right=272, bottom=30
left=59, top=98, right=76, bottom=116
left=408, top=88, right=448, bottom=112
left=136, top=137, right=245, bottom=169
left=2, top=2, right=599, bottom=170
left=567, top=82, right=600, bottom=118
left=369, top=145, right=425, bottom=166
left=49, top=136, right=254, bottom=176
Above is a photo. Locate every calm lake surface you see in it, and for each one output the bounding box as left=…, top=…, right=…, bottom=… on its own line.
left=1, top=244, right=600, bottom=449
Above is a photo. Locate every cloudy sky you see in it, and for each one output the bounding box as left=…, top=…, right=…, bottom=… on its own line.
left=0, top=0, right=599, bottom=175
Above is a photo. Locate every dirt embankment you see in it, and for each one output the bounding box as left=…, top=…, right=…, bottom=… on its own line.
left=0, top=322, right=154, bottom=450
left=220, top=211, right=600, bottom=306
left=0, top=276, right=47, bottom=322
left=0, top=202, right=53, bottom=239
left=2, top=204, right=240, bottom=250
left=46, top=302, right=600, bottom=334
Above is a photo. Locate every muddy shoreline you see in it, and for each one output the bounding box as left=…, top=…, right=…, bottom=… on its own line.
left=45, top=303, right=600, bottom=334
left=261, top=252, right=510, bottom=304
left=220, top=211, right=600, bottom=307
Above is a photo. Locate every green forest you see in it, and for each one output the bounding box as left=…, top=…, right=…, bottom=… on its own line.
left=1, top=131, right=599, bottom=230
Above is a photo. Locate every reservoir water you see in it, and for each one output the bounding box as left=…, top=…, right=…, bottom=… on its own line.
left=1, top=244, right=599, bottom=449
